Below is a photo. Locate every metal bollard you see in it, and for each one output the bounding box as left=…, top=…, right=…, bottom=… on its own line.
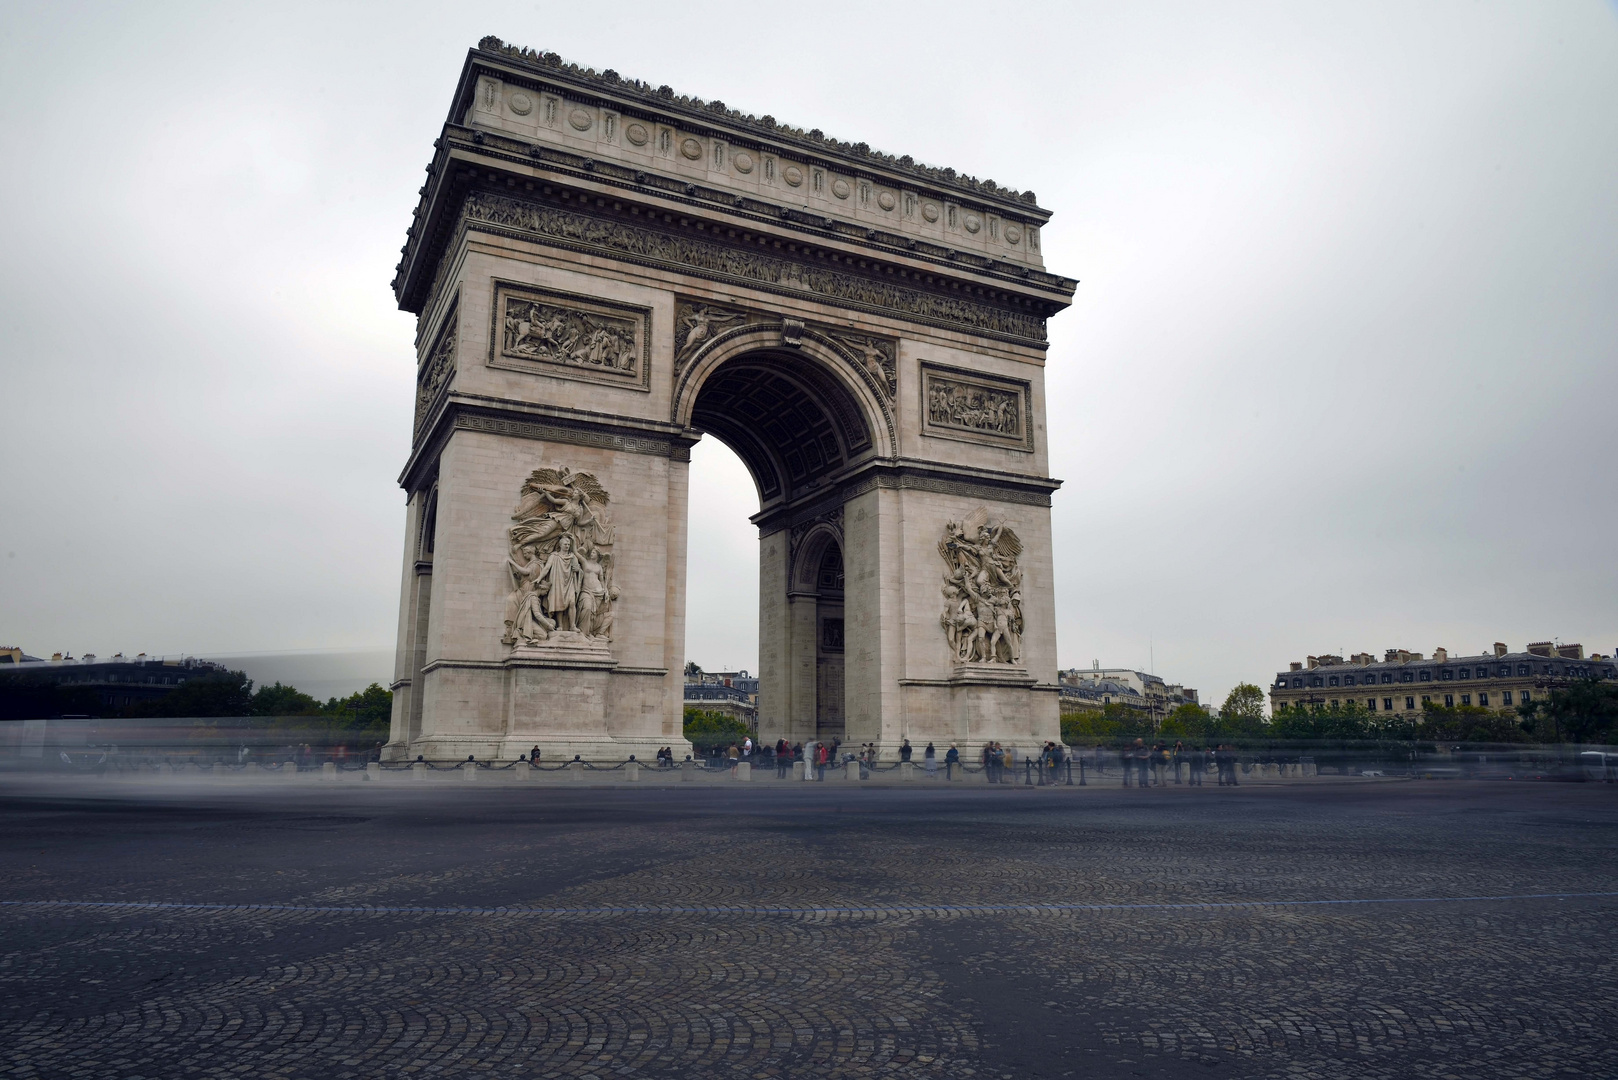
left=1025, top=759, right=1034, bottom=786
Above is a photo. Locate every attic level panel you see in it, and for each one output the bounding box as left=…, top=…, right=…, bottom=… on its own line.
left=463, top=69, right=1047, bottom=270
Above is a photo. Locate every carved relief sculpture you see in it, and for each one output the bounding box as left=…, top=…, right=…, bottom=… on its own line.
left=674, top=300, right=749, bottom=372
left=920, top=364, right=1031, bottom=450
left=938, top=507, right=1024, bottom=666
left=503, top=467, right=620, bottom=650
left=414, top=308, right=458, bottom=438
left=490, top=283, right=651, bottom=390
left=835, top=334, right=897, bottom=398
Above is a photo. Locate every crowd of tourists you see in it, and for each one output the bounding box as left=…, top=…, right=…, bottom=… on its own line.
left=672, top=734, right=1256, bottom=786
left=1091, top=739, right=1246, bottom=786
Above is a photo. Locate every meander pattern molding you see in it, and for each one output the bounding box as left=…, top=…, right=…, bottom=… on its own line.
left=464, top=192, right=1047, bottom=344
left=502, top=467, right=620, bottom=651
left=939, top=507, right=1025, bottom=666
left=491, top=282, right=651, bottom=391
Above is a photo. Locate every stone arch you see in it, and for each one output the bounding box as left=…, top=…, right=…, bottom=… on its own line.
left=791, top=522, right=845, bottom=594
left=673, top=324, right=897, bottom=499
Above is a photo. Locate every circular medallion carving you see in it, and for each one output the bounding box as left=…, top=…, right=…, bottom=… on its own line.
left=508, top=92, right=533, bottom=116
left=963, top=213, right=982, bottom=234
left=831, top=178, right=851, bottom=200
left=922, top=202, right=940, bottom=222
left=1004, top=223, right=1022, bottom=244
left=568, top=108, right=593, bottom=131
left=733, top=151, right=754, bottom=174
left=782, top=165, right=804, bottom=187
left=625, top=122, right=649, bottom=146
left=680, top=137, right=703, bottom=160
left=877, top=191, right=896, bottom=211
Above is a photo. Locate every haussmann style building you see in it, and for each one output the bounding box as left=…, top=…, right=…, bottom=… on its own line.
left=1269, top=642, right=1615, bottom=717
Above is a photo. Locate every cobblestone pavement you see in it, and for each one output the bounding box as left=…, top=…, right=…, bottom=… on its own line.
left=1, top=778, right=1614, bottom=1079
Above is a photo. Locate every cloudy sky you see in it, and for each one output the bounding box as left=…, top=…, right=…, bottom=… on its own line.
left=1, top=1, right=1614, bottom=706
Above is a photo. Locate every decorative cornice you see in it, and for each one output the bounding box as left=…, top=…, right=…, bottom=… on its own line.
left=471, top=37, right=1045, bottom=213
left=753, top=459, right=1061, bottom=535
left=462, top=191, right=1047, bottom=345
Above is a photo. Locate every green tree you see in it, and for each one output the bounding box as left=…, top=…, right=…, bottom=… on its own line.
left=250, top=681, right=322, bottom=717
left=684, top=661, right=703, bottom=678
left=1518, top=676, right=1618, bottom=744
left=1159, top=703, right=1213, bottom=740
left=1271, top=700, right=1376, bottom=740
left=1060, top=703, right=1153, bottom=743
left=321, top=683, right=393, bottom=732
left=1418, top=702, right=1528, bottom=744
left=129, top=669, right=254, bottom=718
left=1219, top=683, right=1268, bottom=736
left=682, top=708, right=749, bottom=754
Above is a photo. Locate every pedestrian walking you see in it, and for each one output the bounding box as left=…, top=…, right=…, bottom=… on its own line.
left=1186, top=745, right=1204, bottom=786
left=1172, top=741, right=1184, bottom=784
left=1134, top=739, right=1152, bottom=789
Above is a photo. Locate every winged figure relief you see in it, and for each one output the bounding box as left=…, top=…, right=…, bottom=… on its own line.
left=938, top=507, right=1024, bottom=666
left=502, top=467, right=619, bottom=648
left=676, top=305, right=746, bottom=366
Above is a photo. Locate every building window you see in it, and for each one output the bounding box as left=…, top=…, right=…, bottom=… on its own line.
left=1400, top=672, right=1412, bottom=683
left=1521, top=690, right=1531, bottom=703
left=1381, top=673, right=1392, bottom=684
left=1330, top=699, right=1339, bottom=707
left=1310, top=677, right=1323, bottom=687
left=1329, top=676, right=1339, bottom=687
left=1458, top=668, right=1469, bottom=680
left=1420, top=671, right=1432, bottom=682
left=1501, top=691, right=1513, bottom=705
left=1476, top=667, right=1488, bottom=678
left=1478, top=692, right=1489, bottom=707
left=1441, top=669, right=1453, bottom=681
left=1422, top=695, right=1431, bottom=704
left=1293, top=679, right=1303, bottom=688
left=1405, top=696, right=1415, bottom=709
left=1384, top=698, right=1394, bottom=711
left=1460, top=694, right=1471, bottom=706
left=1367, top=698, right=1377, bottom=710
left=1444, top=694, right=1454, bottom=707
left=1517, top=664, right=1529, bottom=676
left=1343, top=676, right=1355, bottom=686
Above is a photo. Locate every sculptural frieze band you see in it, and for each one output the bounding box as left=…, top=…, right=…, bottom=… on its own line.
left=503, top=467, right=620, bottom=651
left=939, top=507, right=1025, bottom=666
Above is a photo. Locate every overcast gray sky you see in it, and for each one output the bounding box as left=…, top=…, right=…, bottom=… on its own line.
left=2, top=1, right=1614, bottom=707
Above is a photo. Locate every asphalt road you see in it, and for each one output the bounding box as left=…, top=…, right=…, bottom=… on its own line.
left=2, top=777, right=1615, bottom=1079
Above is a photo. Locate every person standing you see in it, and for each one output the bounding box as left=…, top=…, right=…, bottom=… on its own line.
left=1186, top=745, right=1204, bottom=786
left=945, top=743, right=959, bottom=780
left=900, top=739, right=913, bottom=763
left=924, top=741, right=937, bottom=778
left=1133, top=739, right=1151, bottom=788
left=1172, top=741, right=1184, bottom=784
left=1120, top=742, right=1133, bottom=787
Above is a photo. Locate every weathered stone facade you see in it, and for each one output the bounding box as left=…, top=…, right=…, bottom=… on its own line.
left=386, top=41, right=1076, bottom=761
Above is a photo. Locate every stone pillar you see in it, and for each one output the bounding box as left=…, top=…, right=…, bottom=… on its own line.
left=514, top=760, right=531, bottom=780
left=625, top=761, right=640, bottom=782
left=681, top=759, right=695, bottom=782
left=367, top=762, right=382, bottom=781
left=901, top=761, right=916, bottom=781
left=735, top=761, right=751, bottom=782
left=411, top=761, right=428, bottom=780
left=792, top=760, right=806, bottom=781
left=462, top=760, right=478, bottom=781
left=322, top=761, right=337, bottom=780
left=568, top=760, right=585, bottom=781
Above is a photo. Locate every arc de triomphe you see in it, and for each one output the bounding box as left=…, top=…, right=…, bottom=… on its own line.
left=384, top=39, right=1075, bottom=762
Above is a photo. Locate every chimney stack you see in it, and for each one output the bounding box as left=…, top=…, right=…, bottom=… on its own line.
left=1494, top=642, right=1508, bottom=658
left=1434, top=647, right=1447, bottom=662
left=1289, top=662, right=1302, bottom=672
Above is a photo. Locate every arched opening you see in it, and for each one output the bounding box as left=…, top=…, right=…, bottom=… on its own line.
left=685, top=345, right=880, bottom=751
